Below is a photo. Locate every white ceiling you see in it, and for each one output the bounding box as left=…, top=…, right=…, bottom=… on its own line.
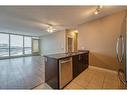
left=0, top=6, right=127, bottom=36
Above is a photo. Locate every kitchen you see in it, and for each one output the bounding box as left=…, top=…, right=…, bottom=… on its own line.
left=39, top=7, right=127, bottom=89
left=0, top=6, right=127, bottom=89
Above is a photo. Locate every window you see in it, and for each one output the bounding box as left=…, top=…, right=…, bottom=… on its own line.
left=0, top=33, right=9, bottom=57
left=0, top=32, right=40, bottom=58
left=10, top=35, right=23, bottom=56
left=24, top=36, right=32, bottom=54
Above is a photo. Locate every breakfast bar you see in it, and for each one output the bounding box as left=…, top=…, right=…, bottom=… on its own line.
left=44, top=50, right=89, bottom=89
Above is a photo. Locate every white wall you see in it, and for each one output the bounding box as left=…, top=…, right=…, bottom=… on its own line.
left=40, top=31, right=66, bottom=55
left=78, top=11, right=126, bottom=71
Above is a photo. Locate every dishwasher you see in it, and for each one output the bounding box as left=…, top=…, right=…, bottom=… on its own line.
left=59, top=57, right=73, bottom=89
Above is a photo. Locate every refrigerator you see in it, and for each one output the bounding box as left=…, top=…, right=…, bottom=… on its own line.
left=116, top=11, right=127, bottom=88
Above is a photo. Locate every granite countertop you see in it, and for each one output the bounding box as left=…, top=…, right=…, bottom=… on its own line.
left=44, top=50, right=89, bottom=59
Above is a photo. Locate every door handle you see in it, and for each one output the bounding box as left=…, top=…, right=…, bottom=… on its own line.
left=121, top=36, right=124, bottom=63
left=116, top=35, right=123, bottom=63
left=116, top=36, right=120, bottom=63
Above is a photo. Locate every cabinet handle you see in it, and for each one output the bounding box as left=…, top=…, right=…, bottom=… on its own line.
left=45, top=57, right=47, bottom=62
left=60, top=60, right=72, bottom=64
left=79, top=55, right=81, bottom=60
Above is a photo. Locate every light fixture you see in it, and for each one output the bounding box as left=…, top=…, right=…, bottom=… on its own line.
left=99, top=5, right=103, bottom=9
left=74, top=30, right=78, bottom=33
left=94, top=5, right=103, bottom=15
left=94, top=11, right=99, bottom=15
left=47, top=25, right=56, bottom=33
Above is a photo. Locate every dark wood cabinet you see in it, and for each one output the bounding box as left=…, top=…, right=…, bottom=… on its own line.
left=45, top=51, right=89, bottom=89
left=72, top=53, right=89, bottom=78
left=72, top=55, right=79, bottom=78
left=45, top=57, right=59, bottom=89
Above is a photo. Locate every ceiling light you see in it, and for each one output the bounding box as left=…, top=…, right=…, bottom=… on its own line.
left=47, top=25, right=56, bottom=33
left=74, top=30, right=78, bottom=33
left=99, top=5, right=103, bottom=9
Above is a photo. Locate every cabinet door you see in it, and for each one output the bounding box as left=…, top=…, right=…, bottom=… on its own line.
left=72, top=55, right=79, bottom=78
left=78, top=54, right=84, bottom=74
left=72, top=53, right=89, bottom=79
left=45, top=57, right=59, bottom=89
left=82, top=53, right=89, bottom=69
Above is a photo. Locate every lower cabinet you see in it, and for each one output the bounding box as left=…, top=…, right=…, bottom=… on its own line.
left=45, top=52, right=89, bottom=89
left=72, top=53, right=89, bottom=78
left=72, top=55, right=79, bottom=78
left=45, top=57, right=59, bottom=89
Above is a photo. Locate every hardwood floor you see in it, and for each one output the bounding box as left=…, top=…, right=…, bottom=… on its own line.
left=0, top=56, right=44, bottom=89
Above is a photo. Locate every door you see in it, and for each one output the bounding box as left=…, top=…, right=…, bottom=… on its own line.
left=116, top=15, right=127, bottom=88
left=32, top=39, right=40, bottom=55
left=67, top=37, right=74, bottom=53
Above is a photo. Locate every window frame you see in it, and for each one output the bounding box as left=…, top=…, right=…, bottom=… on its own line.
left=0, top=33, right=9, bottom=57
left=0, top=32, right=40, bottom=60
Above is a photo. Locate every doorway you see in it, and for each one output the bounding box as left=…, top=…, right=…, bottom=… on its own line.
left=67, top=37, right=74, bottom=53
left=66, top=29, right=78, bottom=53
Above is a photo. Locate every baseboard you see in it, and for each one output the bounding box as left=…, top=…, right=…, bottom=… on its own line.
left=89, top=65, right=117, bottom=74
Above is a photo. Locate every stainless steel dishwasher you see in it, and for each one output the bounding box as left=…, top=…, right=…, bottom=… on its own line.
left=59, top=57, right=73, bottom=89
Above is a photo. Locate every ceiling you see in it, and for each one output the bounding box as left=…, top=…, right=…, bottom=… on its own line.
left=0, top=6, right=127, bottom=36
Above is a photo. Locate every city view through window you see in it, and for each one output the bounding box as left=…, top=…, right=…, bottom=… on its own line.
left=0, top=33, right=9, bottom=57
left=0, top=33, right=39, bottom=58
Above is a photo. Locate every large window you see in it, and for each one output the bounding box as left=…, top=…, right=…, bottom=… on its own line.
left=10, top=35, right=23, bottom=56
left=0, top=32, right=40, bottom=58
left=24, top=36, right=32, bottom=54
left=0, top=33, right=9, bottom=57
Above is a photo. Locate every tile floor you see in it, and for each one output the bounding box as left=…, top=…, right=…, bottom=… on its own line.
left=33, top=66, right=120, bottom=90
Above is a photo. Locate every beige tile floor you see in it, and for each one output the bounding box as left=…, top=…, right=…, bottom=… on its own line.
left=33, top=66, right=120, bottom=90
left=33, top=83, right=52, bottom=89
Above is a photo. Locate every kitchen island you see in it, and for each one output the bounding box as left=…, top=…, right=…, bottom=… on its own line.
left=44, top=50, right=89, bottom=89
